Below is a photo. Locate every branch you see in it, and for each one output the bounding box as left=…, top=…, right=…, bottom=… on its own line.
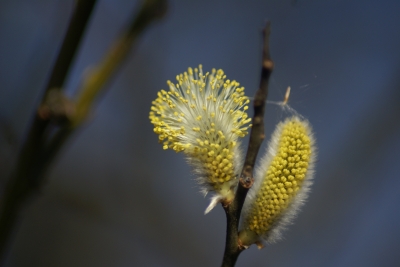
left=72, top=0, right=167, bottom=126
left=221, top=21, right=274, bottom=267
left=0, top=0, right=167, bottom=263
left=45, top=0, right=97, bottom=92
left=0, top=2, right=97, bottom=262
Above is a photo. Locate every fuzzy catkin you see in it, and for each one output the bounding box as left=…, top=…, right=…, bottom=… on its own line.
left=240, top=116, right=316, bottom=245
left=149, top=65, right=252, bottom=209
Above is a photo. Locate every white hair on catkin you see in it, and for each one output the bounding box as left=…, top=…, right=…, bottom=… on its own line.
left=241, top=116, right=317, bottom=244
left=187, top=143, right=244, bottom=213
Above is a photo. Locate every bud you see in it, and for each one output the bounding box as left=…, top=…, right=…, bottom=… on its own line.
left=149, top=65, right=251, bottom=212
left=239, top=116, right=316, bottom=246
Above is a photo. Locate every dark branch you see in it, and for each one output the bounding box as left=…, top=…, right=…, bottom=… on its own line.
left=45, top=0, right=97, bottom=92
left=221, top=21, right=274, bottom=267
left=0, top=3, right=97, bottom=262
left=0, top=1, right=168, bottom=263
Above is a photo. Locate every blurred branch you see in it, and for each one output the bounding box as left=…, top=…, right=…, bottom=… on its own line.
left=0, top=2, right=97, bottom=262
left=45, top=0, right=97, bottom=92
left=0, top=0, right=167, bottom=263
left=221, top=22, right=274, bottom=267
left=72, top=0, right=167, bottom=126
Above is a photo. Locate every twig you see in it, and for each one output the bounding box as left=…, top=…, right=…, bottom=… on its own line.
left=45, top=0, right=97, bottom=92
left=72, top=0, right=167, bottom=126
left=44, top=0, right=168, bottom=171
left=0, top=0, right=168, bottom=263
left=0, top=2, right=97, bottom=262
left=220, top=22, right=274, bottom=267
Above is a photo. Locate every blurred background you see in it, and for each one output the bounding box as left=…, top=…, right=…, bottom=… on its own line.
left=1, top=0, right=400, bottom=266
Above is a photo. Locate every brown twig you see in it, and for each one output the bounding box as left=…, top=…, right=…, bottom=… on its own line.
left=0, top=2, right=97, bottom=262
left=45, top=0, right=97, bottom=93
left=0, top=0, right=167, bottom=263
left=220, top=22, right=274, bottom=267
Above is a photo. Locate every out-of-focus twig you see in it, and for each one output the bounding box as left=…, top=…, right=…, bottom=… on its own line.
left=221, top=22, right=274, bottom=267
left=48, top=0, right=168, bottom=179
left=72, top=0, right=167, bottom=126
left=46, top=0, right=97, bottom=93
left=0, top=2, right=97, bottom=262
left=0, top=0, right=167, bottom=263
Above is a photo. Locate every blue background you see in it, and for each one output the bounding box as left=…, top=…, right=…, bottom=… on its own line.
left=1, top=0, right=400, bottom=266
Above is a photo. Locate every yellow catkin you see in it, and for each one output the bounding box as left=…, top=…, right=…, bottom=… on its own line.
left=241, top=116, right=314, bottom=242
left=149, top=65, right=251, bottom=197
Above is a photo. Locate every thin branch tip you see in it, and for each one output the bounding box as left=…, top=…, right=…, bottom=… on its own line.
left=262, top=21, right=272, bottom=66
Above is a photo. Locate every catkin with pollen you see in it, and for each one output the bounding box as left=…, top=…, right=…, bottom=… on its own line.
left=239, top=116, right=316, bottom=246
left=149, top=65, right=252, bottom=212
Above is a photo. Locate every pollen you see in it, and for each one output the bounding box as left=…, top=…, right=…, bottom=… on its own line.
left=243, top=117, right=314, bottom=237
left=149, top=65, right=251, bottom=193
